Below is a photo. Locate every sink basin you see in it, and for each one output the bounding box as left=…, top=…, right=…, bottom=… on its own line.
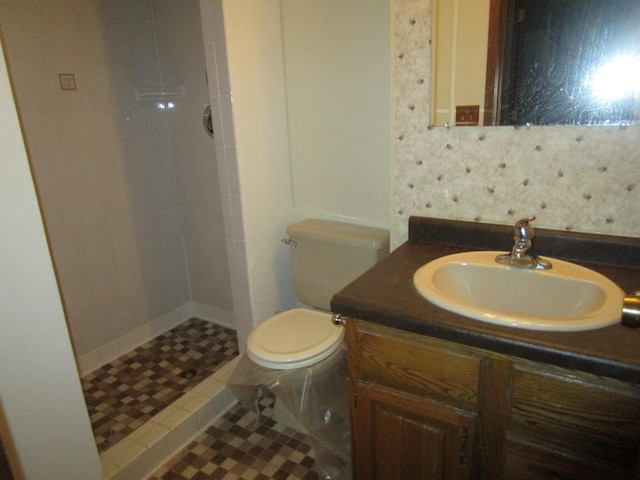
left=413, top=251, right=624, bottom=331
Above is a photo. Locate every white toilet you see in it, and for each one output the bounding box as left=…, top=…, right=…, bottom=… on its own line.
left=246, top=219, right=390, bottom=370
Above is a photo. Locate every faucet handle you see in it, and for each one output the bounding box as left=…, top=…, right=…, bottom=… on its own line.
left=514, top=215, right=536, bottom=242
left=516, top=215, right=536, bottom=224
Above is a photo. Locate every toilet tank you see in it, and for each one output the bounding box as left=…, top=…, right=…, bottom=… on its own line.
left=286, top=219, right=390, bottom=311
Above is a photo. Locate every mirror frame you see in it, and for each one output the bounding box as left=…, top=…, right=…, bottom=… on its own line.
left=483, top=0, right=503, bottom=125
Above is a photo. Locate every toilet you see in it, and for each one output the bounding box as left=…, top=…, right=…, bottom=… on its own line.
left=246, top=219, right=390, bottom=370
left=234, top=219, right=388, bottom=479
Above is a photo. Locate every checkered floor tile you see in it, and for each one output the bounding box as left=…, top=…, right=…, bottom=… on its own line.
left=150, top=394, right=320, bottom=480
left=81, top=319, right=238, bottom=451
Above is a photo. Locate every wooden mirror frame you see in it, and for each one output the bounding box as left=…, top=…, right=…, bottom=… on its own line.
left=483, top=0, right=509, bottom=126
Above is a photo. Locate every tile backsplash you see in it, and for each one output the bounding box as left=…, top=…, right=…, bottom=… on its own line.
left=392, top=0, right=640, bottom=248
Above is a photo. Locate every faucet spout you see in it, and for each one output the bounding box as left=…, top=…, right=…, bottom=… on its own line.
left=496, top=215, right=552, bottom=270
left=514, top=215, right=536, bottom=244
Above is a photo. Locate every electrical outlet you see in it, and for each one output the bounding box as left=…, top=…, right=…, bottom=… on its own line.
left=456, top=105, right=480, bottom=126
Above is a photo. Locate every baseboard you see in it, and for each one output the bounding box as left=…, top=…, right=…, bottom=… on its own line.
left=76, top=302, right=236, bottom=376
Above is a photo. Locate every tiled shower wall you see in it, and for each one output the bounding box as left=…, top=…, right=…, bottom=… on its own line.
left=392, top=0, right=640, bottom=247
left=0, top=0, right=232, bottom=368
left=156, top=0, right=233, bottom=319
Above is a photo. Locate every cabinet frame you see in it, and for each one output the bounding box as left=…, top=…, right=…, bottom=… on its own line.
left=346, top=318, right=640, bottom=480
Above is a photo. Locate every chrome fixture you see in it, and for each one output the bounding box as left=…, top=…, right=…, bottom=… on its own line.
left=281, top=237, right=297, bottom=248
left=331, top=314, right=346, bottom=326
left=203, top=105, right=214, bottom=138
left=622, top=291, right=640, bottom=328
left=495, top=215, right=552, bottom=270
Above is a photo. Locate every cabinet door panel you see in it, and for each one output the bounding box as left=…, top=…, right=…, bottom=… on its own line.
left=353, top=381, right=475, bottom=480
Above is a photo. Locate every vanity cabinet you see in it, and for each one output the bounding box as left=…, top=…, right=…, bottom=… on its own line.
left=345, top=318, right=640, bottom=480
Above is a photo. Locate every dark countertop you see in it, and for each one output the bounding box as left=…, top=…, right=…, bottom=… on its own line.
left=331, top=217, right=640, bottom=383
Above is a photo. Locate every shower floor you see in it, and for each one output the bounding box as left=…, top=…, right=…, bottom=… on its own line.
left=81, top=318, right=238, bottom=452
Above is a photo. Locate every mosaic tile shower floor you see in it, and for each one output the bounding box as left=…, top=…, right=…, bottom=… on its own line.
left=149, top=394, right=321, bottom=480
left=81, top=319, right=239, bottom=452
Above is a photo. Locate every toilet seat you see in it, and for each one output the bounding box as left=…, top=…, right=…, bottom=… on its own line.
left=247, top=308, right=345, bottom=369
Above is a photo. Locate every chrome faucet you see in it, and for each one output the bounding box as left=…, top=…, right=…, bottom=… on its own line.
left=495, top=215, right=552, bottom=270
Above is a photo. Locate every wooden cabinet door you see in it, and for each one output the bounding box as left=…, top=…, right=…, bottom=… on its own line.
left=351, top=380, right=476, bottom=480
left=506, top=361, right=640, bottom=479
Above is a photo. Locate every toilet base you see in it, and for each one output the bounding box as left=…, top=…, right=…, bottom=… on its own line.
left=226, top=350, right=352, bottom=479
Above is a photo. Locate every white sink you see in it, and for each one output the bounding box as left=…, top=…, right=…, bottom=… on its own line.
left=413, top=251, right=625, bottom=331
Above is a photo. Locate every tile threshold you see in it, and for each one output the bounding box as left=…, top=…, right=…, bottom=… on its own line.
left=100, top=356, right=240, bottom=480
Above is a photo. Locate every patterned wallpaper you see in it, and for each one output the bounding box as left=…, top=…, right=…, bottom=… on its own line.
left=392, top=0, right=640, bottom=247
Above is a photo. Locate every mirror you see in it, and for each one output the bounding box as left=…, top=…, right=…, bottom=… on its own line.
left=431, top=0, right=640, bottom=126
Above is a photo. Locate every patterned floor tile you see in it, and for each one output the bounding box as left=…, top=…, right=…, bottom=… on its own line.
left=81, top=319, right=238, bottom=451
left=149, top=394, right=320, bottom=480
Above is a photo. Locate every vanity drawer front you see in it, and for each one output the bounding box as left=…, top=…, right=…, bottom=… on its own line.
left=508, top=361, right=640, bottom=472
left=347, top=319, right=483, bottom=410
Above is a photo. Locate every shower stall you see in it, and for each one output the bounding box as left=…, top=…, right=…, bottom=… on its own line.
left=0, top=0, right=236, bottom=373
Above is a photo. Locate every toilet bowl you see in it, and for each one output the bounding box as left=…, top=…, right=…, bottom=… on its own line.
left=247, top=308, right=344, bottom=369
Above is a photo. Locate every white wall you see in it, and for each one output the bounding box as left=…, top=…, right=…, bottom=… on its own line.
left=282, top=0, right=392, bottom=228
left=0, top=40, right=103, bottom=480
left=221, top=0, right=392, bottom=349
left=222, top=0, right=298, bottom=346
left=154, top=0, right=234, bottom=321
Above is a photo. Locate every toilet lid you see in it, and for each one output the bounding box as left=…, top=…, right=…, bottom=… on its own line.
left=247, top=308, right=345, bottom=369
